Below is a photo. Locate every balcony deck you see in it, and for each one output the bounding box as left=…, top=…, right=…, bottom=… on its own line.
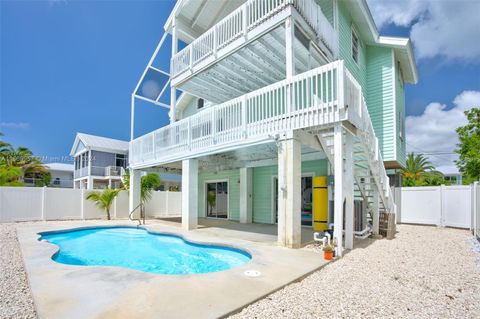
left=131, top=61, right=358, bottom=169
left=171, top=0, right=338, bottom=104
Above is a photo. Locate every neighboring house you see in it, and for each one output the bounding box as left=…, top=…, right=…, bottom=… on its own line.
left=46, top=163, right=74, bottom=188
left=129, top=0, right=418, bottom=256
left=23, top=163, right=74, bottom=188
left=71, top=133, right=129, bottom=190
left=70, top=132, right=182, bottom=190
left=444, top=173, right=463, bottom=185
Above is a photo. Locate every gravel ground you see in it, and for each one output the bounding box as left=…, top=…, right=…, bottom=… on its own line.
left=231, top=225, right=480, bottom=319
left=0, top=224, right=36, bottom=319
left=1, top=224, right=479, bottom=319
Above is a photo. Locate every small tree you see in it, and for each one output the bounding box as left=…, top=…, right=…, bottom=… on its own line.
left=455, top=108, right=480, bottom=181
left=86, top=188, right=120, bottom=220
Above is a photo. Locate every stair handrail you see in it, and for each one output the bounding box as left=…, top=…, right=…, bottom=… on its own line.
left=129, top=202, right=145, bottom=225
left=344, top=66, right=396, bottom=214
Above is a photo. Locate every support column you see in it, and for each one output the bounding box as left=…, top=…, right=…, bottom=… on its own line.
left=285, top=17, right=295, bottom=78
left=129, top=169, right=141, bottom=214
left=344, top=131, right=354, bottom=250
left=372, top=187, right=380, bottom=235
left=182, top=159, right=198, bottom=231
left=169, top=18, right=178, bottom=124
left=333, top=124, right=344, bottom=256
left=239, top=167, right=253, bottom=223
left=277, top=138, right=301, bottom=248
left=87, top=177, right=93, bottom=190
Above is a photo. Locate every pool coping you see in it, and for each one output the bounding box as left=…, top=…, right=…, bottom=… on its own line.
left=16, top=220, right=329, bottom=319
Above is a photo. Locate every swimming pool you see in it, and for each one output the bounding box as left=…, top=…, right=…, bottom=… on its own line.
left=39, top=227, right=251, bottom=275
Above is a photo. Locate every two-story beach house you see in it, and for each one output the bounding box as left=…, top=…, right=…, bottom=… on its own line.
left=71, top=132, right=182, bottom=190
left=128, top=0, right=418, bottom=256
left=71, top=133, right=129, bottom=190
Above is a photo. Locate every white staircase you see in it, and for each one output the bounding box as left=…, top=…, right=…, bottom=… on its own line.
left=316, top=89, right=396, bottom=222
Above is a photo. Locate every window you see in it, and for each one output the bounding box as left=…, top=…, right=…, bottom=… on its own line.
left=352, top=28, right=359, bottom=63
left=115, top=154, right=127, bottom=168
left=197, top=98, right=204, bottom=109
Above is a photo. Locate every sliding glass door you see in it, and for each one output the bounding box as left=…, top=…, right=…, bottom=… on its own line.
left=206, top=181, right=228, bottom=219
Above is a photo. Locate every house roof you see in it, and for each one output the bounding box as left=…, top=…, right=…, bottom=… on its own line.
left=346, top=0, right=418, bottom=84
left=165, top=0, right=418, bottom=84
left=45, top=163, right=74, bottom=172
left=70, top=133, right=129, bottom=156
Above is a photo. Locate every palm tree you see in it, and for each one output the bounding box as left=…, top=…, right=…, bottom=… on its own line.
left=86, top=188, right=120, bottom=220
left=122, top=171, right=161, bottom=204
left=140, top=173, right=161, bottom=204
left=402, top=153, right=435, bottom=185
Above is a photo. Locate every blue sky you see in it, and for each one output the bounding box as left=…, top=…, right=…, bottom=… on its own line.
left=1, top=0, right=479, bottom=172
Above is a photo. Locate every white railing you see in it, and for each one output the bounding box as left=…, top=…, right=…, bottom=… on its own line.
left=294, top=0, right=338, bottom=56
left=105, top=166, right=125, bottom=177
left=135, top=59, right=395, bottom=214
left=171, top=0, right=337, bottom=77
left=344, top=70, right=395, bottom=213
left=132, top=61, right=345, bottom=165
left=74, top=167, right=88, bottom=178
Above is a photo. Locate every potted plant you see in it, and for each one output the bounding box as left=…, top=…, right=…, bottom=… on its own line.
left=322, top=244, right=335, bottom=260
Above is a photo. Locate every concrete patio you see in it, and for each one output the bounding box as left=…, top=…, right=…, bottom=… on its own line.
left=17, top=219, right=326, bottom=319
left=155, top=217, right=316, bottom=246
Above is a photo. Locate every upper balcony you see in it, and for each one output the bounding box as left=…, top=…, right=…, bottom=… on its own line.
left=130, top=60, right=368, bottom=169
left=170, top=0, right=338, bottom=104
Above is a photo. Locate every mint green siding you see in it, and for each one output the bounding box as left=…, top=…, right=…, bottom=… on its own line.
left=337, top=1, right=367, bottom=93
left=366, top=46, right=395, bottom=161
left=395, top=59, right=407, bottom=167
left=198, top=169, right=240, bottom=221
left=252, top=159, right=328, bottom=224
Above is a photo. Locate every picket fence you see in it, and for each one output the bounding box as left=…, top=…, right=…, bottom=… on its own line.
left=0, top=187, right=181, bottom=222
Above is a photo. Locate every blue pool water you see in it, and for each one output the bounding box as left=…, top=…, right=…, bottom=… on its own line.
left=39, top=227, right=251, bottom=275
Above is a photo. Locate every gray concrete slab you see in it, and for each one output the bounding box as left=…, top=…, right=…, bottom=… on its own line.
left=17, top=220, right=327, bottom=319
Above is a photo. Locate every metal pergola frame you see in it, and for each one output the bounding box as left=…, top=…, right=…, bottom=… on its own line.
left=130, top=31, right=172, bottom=141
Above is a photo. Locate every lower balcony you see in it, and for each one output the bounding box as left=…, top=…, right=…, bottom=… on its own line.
left=131, top=60, right=364, bottom=169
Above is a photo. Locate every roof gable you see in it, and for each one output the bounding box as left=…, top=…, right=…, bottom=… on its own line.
left=70, top=133, right=129, bottom=156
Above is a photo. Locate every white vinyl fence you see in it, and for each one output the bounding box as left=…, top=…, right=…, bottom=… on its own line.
left=0, top=187, right=182, bottom=222
left=399, top=185, right=473, bottom=229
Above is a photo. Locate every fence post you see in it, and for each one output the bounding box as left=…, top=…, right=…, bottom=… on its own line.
left=41, top=186, right=47, bottom=221
left=473, top=182, right=478, bottom=236
left=439, top=184, right=445, bottom=227
left=113, top=196, right=117, bottom=220
left=165, top=190, right=170, bottom=217
left=80, top=189, right=85, bottom=220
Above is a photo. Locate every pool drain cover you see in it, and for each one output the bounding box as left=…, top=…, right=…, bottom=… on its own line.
left=244, top=270, right=261, bottom=277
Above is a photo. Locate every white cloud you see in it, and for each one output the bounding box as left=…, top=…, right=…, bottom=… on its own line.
left=0, top=122, right=30, bottom=129
left=406, top=90, right=480, bottom=174
left=367, top=0, right=480, bottom=61
left=367, top=0, right=428, bottom=28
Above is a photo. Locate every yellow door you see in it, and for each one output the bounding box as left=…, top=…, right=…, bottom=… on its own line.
left=313, top=176, right=328, bottom=231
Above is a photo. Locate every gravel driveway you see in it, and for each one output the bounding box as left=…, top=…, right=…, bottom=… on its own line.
left=231, top=225, right=480, bottom=318
left=1, top=223, right=479, bottom=319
